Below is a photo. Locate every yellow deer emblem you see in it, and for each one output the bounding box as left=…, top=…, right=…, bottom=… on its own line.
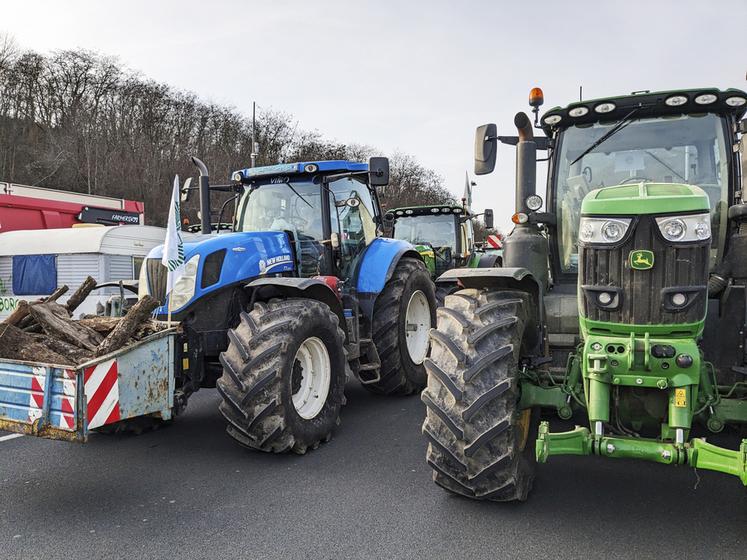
left=629, top=250, right=654, bottom=270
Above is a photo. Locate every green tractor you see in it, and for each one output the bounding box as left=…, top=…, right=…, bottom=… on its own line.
left=423, top=87, right=747, bottom=501
left=385, top=203, right=498, bottom=303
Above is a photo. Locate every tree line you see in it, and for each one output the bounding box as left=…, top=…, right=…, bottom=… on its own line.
left=0, top=36, right=455, bottom=227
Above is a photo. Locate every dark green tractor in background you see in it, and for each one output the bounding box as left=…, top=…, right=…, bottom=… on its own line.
left=385, top=204, right=498, bottom=303
left=423, top=87, right=747, bottom=500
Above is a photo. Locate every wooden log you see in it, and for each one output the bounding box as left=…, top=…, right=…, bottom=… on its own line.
left=45, top=337, right=93, bottom=364
left=133, top=318, right=163, bottom=340
left=0, top=324, right=71, bottom=364
left=95, top=295, right=159, bottom=357
left=65, top=276, right=97, bottom=314
left=16, top=285, right=69, bottom=329
left=28, top=303, right=103, bottom=352
left=77, top=316, right=121, bottom=334
left=2, top=300, right=30, bottom=326
left=44, top=285, right=69, bottom=304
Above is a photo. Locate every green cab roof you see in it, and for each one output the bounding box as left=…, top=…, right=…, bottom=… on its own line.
left=581, top=182, right=710, bottom=216
left=541, top=88, right=747, bottom=135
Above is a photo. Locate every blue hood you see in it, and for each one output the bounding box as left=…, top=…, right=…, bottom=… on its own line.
left=146, top=231, right=295, bottom=314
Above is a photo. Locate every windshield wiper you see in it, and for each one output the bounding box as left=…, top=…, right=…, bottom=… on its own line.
left=570, top=107, right=640, bottom=166
left=283, top=180, right=313, bottom=208
left=643, top=150, right=686, bottom=182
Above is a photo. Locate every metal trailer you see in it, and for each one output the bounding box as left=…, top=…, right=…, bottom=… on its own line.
left=0, top=329, right=176, bottom=442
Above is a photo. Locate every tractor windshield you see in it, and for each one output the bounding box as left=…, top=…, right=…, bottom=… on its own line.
left=235, top=181, right=323, bottom=238
left=235, top=181, right=326, bottom=275
left=393, top=214, right=457, bottom=252
left=554, top=113, right=729, bottom=272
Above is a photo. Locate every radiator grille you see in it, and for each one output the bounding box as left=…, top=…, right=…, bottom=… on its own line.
left=579, top=216, right=709, bottom=325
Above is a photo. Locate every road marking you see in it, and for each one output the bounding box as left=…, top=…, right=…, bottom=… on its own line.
left=0, top=433, right=23, bottom=442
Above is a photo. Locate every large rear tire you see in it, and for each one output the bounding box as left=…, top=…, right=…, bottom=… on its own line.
left=217, top=298, right=346, bottom=454
left=422, top=287, right=538, bottom=501
left=365, top=257, right=436, bottom=396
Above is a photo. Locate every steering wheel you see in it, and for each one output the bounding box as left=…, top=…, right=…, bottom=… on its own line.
left=620, top=176, right=650, bottom=185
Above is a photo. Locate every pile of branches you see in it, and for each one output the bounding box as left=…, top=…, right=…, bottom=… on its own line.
left=0, top=276, right=163, bottom=366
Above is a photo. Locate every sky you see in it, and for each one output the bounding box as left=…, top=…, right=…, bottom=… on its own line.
left=3, top=0, right=747, bottom=231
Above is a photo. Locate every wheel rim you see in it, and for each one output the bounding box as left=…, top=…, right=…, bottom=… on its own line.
left=291, top=337, right=331, bottom=420
left=517, top=409, right=532, bottom=451
left=404, top=290, right=430, bottom=365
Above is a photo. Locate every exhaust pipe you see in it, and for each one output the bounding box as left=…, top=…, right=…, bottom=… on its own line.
left=514, top=112, right=536, bottom=216
left=502, top=111, right=549, bottom=291
left=191, top=156, right=211, bottom=235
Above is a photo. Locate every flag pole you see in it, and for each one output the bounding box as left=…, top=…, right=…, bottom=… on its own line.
left=166, top=278, right=172, bottom=328
left=162, top=174, right=184, bottom=330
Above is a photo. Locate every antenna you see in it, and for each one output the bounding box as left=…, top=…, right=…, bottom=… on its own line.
left=579, top=85, right=583, bottom=102
left=250, top=101, right=259, bottom=168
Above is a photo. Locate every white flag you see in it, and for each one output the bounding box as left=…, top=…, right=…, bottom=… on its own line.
left=463, top=171, right=473, bottom=209
left=162, top=175, right=185, bottom=295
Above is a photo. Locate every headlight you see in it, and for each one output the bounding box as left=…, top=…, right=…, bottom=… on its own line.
left=568, top=106, right=589, bottom=117
left=655, top=213, right=710, bottom=243
left=578, top=217, right=632, bottom=244
left=138, top=261, right=150, bottom=299
left=525, top=194, right=543, bottom=211
left=169, top=254, right=200, bottom=310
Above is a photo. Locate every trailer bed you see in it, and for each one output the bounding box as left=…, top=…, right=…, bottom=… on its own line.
left=0, top=329, right=176, bottom=442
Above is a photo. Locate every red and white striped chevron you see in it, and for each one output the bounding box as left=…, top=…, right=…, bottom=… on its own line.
left=84, top=359, right=121, bottom=429
left=487, top=234, right=503, bottom=250
left=59, top=369, right=76, bottom=429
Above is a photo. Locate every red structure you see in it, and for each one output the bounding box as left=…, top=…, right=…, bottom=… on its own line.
left=0, top=182, right=144, bottom=233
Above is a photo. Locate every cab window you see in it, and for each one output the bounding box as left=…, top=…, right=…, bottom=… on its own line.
left=329, top=177, right=377, bottom=276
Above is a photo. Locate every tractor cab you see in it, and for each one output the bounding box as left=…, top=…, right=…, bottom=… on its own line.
left=386, top=203, right=497, bottom=303
left=541, top=89, right=744, bottom=278
left=387, top=205, right=471, bottom=277
left=232, top=161, right=381, bottom=279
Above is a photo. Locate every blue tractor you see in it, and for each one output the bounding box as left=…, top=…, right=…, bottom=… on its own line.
left=139, top=157, right=437, bottom=453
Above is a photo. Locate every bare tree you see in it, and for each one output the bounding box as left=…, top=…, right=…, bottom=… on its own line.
left=0, top=46, right=453, bottom=226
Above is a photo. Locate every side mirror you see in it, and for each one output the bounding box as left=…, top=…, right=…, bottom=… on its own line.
left=368, top=157, right=389, bottom=187
left=483, top=208, right=494, bottom=229
left=180, top=177, right=193, bottom=203
left=382, top=211, right=395, bottom=237
left=728, top=203, right=747, bottom=223
left=475, top=124, right=497, bottom=175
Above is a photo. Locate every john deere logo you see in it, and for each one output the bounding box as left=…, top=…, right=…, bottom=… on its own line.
left=630, top=250, right=654, bottom=270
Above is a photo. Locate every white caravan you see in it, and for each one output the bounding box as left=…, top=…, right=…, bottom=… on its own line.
left=0, top=225, right=178, bottom=319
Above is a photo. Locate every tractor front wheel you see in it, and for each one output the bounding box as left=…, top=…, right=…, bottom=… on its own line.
left=217, top=298, right=346, bottom=454
left=365, top=257, right=436, bottom=395
left=422, top=287, right=538, bottom=501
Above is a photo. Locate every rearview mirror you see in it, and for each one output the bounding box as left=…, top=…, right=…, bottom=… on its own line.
left=382, top=211, right=395, bottom=237
left=180, top=177, right=193, bottom=203
left=475, top=124, right=497, bottom=175
left=368, top=157, right=389, bottom=187
left=484, top=208, right=494, bottom=229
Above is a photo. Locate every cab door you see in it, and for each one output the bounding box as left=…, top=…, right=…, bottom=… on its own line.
left=328, top=177, right=377, bottom=280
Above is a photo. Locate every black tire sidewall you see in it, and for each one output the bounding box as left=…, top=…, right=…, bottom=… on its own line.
left=280, top=311, right=345, bottom=445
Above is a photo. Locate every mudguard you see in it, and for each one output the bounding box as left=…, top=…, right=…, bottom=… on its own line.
left=246, top=277, right=345, bottom=331
left=356, top=238, right=422, bottom=319
left=438, top=266, right=544, bottom=353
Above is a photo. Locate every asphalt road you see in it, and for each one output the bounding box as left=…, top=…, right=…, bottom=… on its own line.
left=1, top=382, right=745, bottom=560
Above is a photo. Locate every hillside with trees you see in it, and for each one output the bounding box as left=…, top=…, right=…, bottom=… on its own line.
left=0, top=35, right=454, bottom=226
